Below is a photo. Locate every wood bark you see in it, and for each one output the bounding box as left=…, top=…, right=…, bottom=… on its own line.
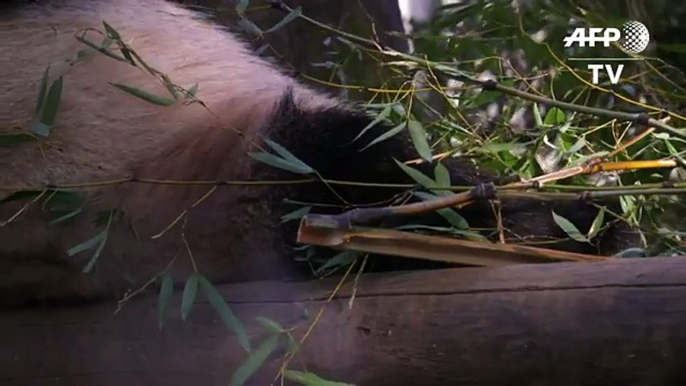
left=2, top=257, right=686, bottom=385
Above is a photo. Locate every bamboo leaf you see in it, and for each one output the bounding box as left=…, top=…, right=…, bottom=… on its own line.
left=351, top=105, right=391, bottom=143
left=248, top=151, right=314, bottom=174
left=280, top=206, right=311, bottom=223
left=235, top=0, right=250, bottom=14
left=110, top=83, right=176, bottom=106
left=266, top=7, right=302, bottom=33
left=102, top=21, right=121, bottom=40
left=238, top=17, right=263, bottom=36
left=255, top=317, right=285, bottom=334
left=35, top=66, right=50, bottom=114
left=186, top=83, right=199, bottom=99
left=228, top=335, right=279, bottom=386
left=587, top=208, right=605, bottom=239
left=30, top=123, right=50, bottom=137
left=263, top=138, right=314, bottom=174
left=413, top=191, right=470, bottom=230
left=532, top=103, right=543, bottom=127
left=407, top=119, right=432, bottom=162
left=0, top=132, right=35, bottom=147
left=433, top=163, right=450, bottom=190
left=552, top=211, right=589, bottom=243
left=199, top=276, right=250, bottom=352
left=315, top=250, right=360, bottom=275
left=0, top=190, right=44, bottom=204
left=31, top=76, right=63, bottom=136
left=158, top=275, right=174, bottom=329
left=74, top=35, right=129, bottom=63
left=50, top=207, right=83, bottom=225
left=359, top=122, right=407, bottom=151
left=66, top=230, right=107, bottom=257
left=181, top=274, right=199, bottom=321
left=82, top=231, right=109, bottom=273
left=566, top=137, right=586, bottom=155
left=394, top=159, right=436, bottom=189
left=283, top=370, right=355, bottom=386
left=468, top=90, right=499, bottom=108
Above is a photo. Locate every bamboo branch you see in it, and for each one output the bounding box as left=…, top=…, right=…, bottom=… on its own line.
left=297, top=216, right=610, bottom=266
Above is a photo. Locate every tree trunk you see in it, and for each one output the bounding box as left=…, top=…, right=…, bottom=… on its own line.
left=3, top=257, right=686, bottom=385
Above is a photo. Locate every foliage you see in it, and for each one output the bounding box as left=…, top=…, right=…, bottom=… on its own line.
left=4, top=0, right=686, bottom=384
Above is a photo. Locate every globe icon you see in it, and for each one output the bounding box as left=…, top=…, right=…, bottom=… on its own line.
left=621, top=21, right=650, bottom=54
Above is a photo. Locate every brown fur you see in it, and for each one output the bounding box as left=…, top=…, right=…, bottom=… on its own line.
left=0, top=0, right=642, bottom=307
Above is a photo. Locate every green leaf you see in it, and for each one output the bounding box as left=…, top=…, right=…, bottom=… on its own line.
left=228, top=335, right=279, bottom=386
left=235, top=0, right=250, bottom=14
left=35, top=66, right=50, bottom=115
left=238, top=17, right=263, bottom=36
left=255, top=317, right=285, bottom=334
left=0, top=132, right=35, bottom=147
left=263, top=138, right=314, bottom=174
left=82, top=230, right=109, bottom=273
left=31, top=76, right=63, bottom=137
left=199, top=276, right=250, bottom=352
left=40, top=76, right=63, bottom=127
left=65, top=228, right=109, bottom=273
left=351, top=105, right=391, bottom=143
left=587, top=208, right=605, bottom=239
left=473, top=142, right=526, bottom=155
left=43, top=191, right=84, bottom=211
left=543, top=107, right=566, bottom=126
left=407, top=119, right=432, bottom=162
left=50, top=207, right=83, bottom=225
left=532, top=103, right=543, bottom=127
left=566, top=137, right=586, bottom=155
left=280, top=206, right=311, bottom=223
left=395, top=224, right=486, bottom=241
left=620, top=195, right=636, bottom=216
left=414, top=191, right=469, bottom=230
left=0, top=190, right=44, bottom=204
left=315, top=250, right=360, bottom=275
left=394, top=159, right=436, bottom=189
left=468, top=90, right=500, bottom=108
left=30, top=123, right=50, bottom=137
left=94, top=208, right=122, bottom=227
left=434, top=163, right=451, bottom=189
left=283, top=370, right=355, bottom=386
left=552, top=211, right=589, bottom=243
left=158, top=275, right=174, bottom=329
left=181, top=274, right=199, bottom=321
left=74, top=35, right=129, bottom=64
left=186, top=83, right=199, bottom=99
left=66, top=230, right=107, bottom=257
left=110, top=83, right=176, bottom=106
left=266, top=7, right=302, bottom=33
left=359, top=121, right=407, bottom=151
left=248, top=151, right=314, bottom=175
left=102, top=21, right=121, bottom=40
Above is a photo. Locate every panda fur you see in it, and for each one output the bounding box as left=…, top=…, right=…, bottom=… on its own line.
left=0, top=0, right=640, bottom=307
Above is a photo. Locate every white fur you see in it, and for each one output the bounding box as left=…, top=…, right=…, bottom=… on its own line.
left=0, top=0, right=339, bottom=301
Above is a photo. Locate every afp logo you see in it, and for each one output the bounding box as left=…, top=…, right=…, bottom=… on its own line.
left=563, top=21, right=650, bottom=54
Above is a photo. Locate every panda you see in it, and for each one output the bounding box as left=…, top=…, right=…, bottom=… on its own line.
left=0, top=0, right=641, bottom=307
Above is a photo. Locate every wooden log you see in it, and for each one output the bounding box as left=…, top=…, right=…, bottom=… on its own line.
left=2, top=257, right=686, bottom=386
